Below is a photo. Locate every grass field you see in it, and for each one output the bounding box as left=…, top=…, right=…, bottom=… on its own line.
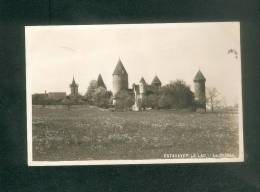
left=32, top=105, right=239, bottom=161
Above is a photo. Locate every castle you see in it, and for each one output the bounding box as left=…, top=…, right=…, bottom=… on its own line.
left=36, top=58, right=206, bottom=111
left=111, top=58, right=162, bottom=109
left=131, top=76, right=162, bottom=111
left=111, top=58, right=206, bottom=111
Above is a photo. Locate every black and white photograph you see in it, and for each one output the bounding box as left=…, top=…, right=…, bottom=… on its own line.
left=26, top=22, right=243, bottom=166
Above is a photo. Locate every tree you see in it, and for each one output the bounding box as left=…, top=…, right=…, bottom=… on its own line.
left=143, top=87, right=159, bottom=109
left=85, top=80, right=112, bottom=108
left=85, top=80, right=98, bottom=104
left=158, top=80, right=194, bottom=109
left=114, top=90, right=134, bottom=110
left=158, top=93, right=173, bottom=109
left=206, top=87, right=221, bottom=112
left=92, top=87, right=112, bottom=108
left=146, top=93, right=159, bottom=109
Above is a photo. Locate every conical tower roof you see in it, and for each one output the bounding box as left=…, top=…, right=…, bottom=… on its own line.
left=139, top=77, right=146, bottom=84
left=151, top=75, right=161, bottom=85
left=70, top=76, right=78, bottom=87
left=97, top=74, right=106, bottom=89
left=193, top=70, right=206, bottom=82
left=113, top=58, right=128, bottom=75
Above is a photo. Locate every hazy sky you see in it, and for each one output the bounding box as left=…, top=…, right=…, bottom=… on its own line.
left=26, top=22, right=241, bottom=105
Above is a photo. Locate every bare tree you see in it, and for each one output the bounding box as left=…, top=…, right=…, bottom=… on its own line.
left=206, top=87, right=221, bottom=112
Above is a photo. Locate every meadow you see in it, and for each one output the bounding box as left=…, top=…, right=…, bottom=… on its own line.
left=32, top=105, right=239, bottom=161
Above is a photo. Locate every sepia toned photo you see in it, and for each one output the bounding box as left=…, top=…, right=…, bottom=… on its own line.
left=26, top=22, right=243, bottom=166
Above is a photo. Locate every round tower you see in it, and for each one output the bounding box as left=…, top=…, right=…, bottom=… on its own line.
left=193, top=70, right=206, bottom=109
left=112, top=58, right=128, bottom=96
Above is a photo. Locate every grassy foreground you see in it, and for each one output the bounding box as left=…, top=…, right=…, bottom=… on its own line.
left=32, top=105, right=239, bottom=161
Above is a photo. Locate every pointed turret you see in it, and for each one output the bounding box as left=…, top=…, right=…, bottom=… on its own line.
left=151, top=75, right=162, bottom=87
left=193, top=70, right=206, bottom=82
left=113, top=58, right=128, bottom=75
left=71, top=76, right=77, bottom=86
left=97, top=74, right=106, bottom=89
left=70, top=76, right=79, bottom=96
left=112, top=58, right=129, bottom=97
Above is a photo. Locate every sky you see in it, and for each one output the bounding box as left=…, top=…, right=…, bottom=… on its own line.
left=26, top=22, right=241, bottom=105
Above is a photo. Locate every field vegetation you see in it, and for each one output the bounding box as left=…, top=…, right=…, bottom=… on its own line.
left=32, top=105, right=239, bottom=161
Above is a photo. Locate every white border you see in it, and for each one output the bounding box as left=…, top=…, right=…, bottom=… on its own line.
left=26, top=22, right=244, bottom=166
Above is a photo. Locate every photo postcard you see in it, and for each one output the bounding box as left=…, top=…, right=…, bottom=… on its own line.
left=26, top=22, right=244, bottom=166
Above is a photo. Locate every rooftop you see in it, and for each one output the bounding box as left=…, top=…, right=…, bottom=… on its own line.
left=113, top=58, right=128, bottom=75
left=70, top=77, right=78, bottom=87
left=193, top=70, right=206, bottom=81
left=151, top=75, right=162, bottom=85
left=97, top=74, right=106, bottom=89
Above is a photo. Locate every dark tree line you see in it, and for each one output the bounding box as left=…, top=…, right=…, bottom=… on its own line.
left=32, top=94, right=65, bottom=106
left=32, top=79, right=195, bottom=111
left=113, top=90, right=134, bottom=111
left=144, top=80, right=194, bottom=109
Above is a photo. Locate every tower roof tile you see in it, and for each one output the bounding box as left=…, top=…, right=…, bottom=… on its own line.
left=70, top=76, right=78, bottom=87
left=113, top=58, right=128, bottom=75
left=97, top=74, right=106, bottom=89
left=193, top=70, right=206, bottom=81
left=151, top=75, right=161, bottom=85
